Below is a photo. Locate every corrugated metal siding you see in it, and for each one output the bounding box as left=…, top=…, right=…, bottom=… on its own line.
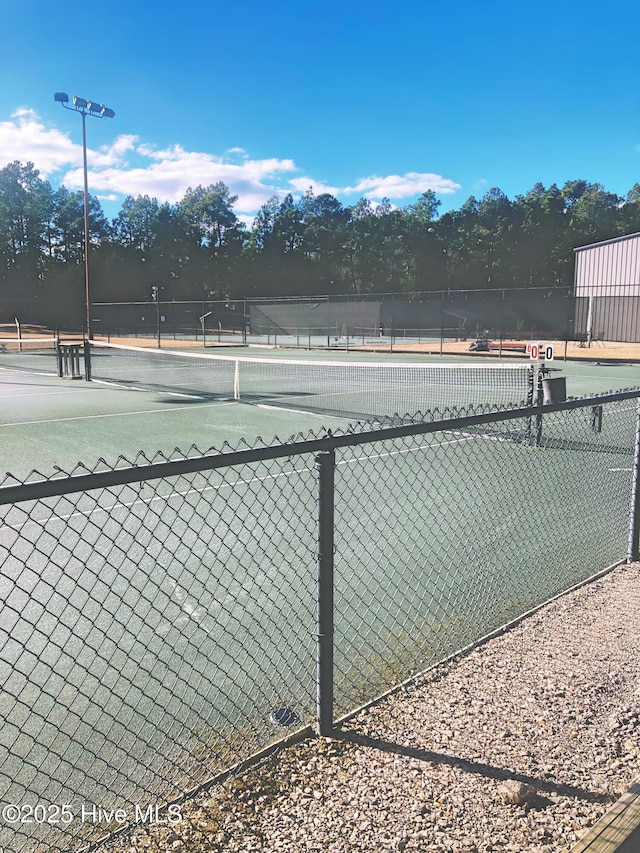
left=574, top=296, right=589, bottom=340
left=592, top=296, right=640, bottom=342
left=575, top=233, right=640, bottom=296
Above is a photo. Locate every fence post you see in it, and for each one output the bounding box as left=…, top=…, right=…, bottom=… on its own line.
left=83, top=339, right=92, bottom=381
left=56, top=340, right=63, bottom=378
left=627, top=398, right=640, bottom=562
left=316, top=448, right=335, bottom=737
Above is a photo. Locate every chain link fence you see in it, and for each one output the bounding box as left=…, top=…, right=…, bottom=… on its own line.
left=2, top=391, right=640, bottom=852
left=90, top=287, right=575, bottom=351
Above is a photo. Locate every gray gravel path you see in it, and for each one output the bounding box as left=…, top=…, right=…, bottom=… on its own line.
left=106, top=561, right=640, bottom=853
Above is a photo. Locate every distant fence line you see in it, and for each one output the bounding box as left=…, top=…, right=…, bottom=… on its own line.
left=90, top=287, right=583, bottom=349
left=2, top=390, right=640, bottom=852
left=7, top=284, right=640, bottom=345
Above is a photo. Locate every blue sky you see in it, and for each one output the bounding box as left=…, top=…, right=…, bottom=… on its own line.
left=1, top=0, right=639, bottom=226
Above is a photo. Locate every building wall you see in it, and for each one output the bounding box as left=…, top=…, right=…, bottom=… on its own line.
left=593, top=296, right=640, bottom=342
left=575, top=233, right=640, bottom=297
left=574, top=233, right=640, bottom=341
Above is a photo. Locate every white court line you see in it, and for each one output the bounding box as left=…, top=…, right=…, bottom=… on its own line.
left=0, top=400, right=235, bottom=428
left=0, top=388, right=97, bottom=401
left=337, top=434, right=471, bottom=465
left=1, top=434, right=477, bottom=533
left=1, top=466, right=307, bottom=531
left=256, top=403, right=354, bottom=421
left=0, top=367, right=57, bottom=379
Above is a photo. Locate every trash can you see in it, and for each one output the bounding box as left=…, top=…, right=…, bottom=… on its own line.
left=542, top=376, right=566, bottom=404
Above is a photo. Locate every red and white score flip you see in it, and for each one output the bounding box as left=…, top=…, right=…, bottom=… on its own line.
left=526, top=342, right=555, bottom=361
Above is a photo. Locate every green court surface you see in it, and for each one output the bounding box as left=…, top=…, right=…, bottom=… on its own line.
left=0, top=370, right=351, bottom=480
left=2, top=347, right=640, bottom=852
left=1, top=346, right=638, bottom=479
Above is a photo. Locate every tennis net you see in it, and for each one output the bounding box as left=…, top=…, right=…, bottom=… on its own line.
left=88, top=341, right=535, bottom=420
left=0, top=338, right=60, bottom=376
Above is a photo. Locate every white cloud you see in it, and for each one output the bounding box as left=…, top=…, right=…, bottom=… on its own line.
left=288, top=177, right=342, bottom=197
left=74, top=147, right=298, bottom=215
left=0, top=108, right=79, bottom=173
left=0, top=108, right=462, bottom=219
left=99, top=134, right=139, bottom=165
left=344, top=172, right=461, bottom=198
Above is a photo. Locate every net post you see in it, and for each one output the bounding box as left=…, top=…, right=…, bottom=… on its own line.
left=524, top=364, right=534, bottom=446
left=535, top=364, right=544, bottom=447
left=526, top=364, right=535, bottom=406
left=627, top=397, right=640, bottom=562
left=316, top=447, right=335, bottom=737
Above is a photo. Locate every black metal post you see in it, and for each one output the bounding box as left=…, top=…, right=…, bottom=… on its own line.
left=242, top=299, right=247, bottom=346
left=83, top=339, right=91, bottom=381
left=156, top=291, right=161, bottom=349
left=54, top=93, right=115, bottom=339
left=627, top=399, right=640, bottom=562
left=80, top=111, right=92, bottom=340
left=535, top=365, right=544, bottom=447
left=316, top=448, right=335, bottom=737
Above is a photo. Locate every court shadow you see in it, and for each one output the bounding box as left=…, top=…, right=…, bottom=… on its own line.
left=154, top=395, right=214, bottom=404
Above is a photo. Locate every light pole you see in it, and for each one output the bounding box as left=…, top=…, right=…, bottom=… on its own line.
left=151, top=285, right=163, bottom=348
left=54, top=92, right=115, bottom=339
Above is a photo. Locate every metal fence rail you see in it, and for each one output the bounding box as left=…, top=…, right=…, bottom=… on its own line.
left=2, top=391, right=640, bottom=852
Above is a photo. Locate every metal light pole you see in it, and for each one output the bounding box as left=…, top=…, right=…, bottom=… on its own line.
left=54, top=92, right=115, bottom=340
left=151, top=285, right=161, bottom=348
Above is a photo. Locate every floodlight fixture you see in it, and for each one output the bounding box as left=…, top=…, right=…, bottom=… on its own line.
left=53, top=90, right=116, bottom=339
left=54, top=91, right=115, bottom=120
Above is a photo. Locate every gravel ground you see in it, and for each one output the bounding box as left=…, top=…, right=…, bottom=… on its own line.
left=102, top=561, right=640, bottom=853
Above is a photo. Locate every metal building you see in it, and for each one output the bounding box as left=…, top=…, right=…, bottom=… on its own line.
left=574, top=232, right=640, bottom=343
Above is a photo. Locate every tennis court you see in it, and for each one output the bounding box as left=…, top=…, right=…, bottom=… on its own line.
left=2, top=342, right=640, bottom=853
left=0, top=341, right=536, bottom=478
left=1, top=339, right=637, bottom=478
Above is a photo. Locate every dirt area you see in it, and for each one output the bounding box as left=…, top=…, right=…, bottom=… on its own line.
left=102, top=337, right=640, bottom=363
left=13, top=325, right=640, bottom=362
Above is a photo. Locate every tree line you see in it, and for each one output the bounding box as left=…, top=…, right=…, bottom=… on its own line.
left=2, top=159, right=640, bottom=325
